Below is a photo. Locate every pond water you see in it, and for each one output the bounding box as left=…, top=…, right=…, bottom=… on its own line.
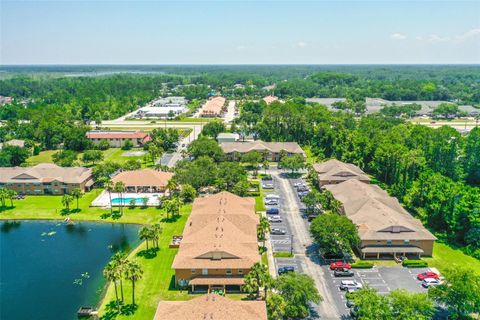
left=0, top=220, right=141, bottom=320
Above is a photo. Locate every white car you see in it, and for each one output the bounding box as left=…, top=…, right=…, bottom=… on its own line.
left=262, top=183, right=274, bottom=189
left=422, top=278, right=441, bottom=288
left=268, top=216, right=283, bottom=223
left=264, top=199, right=279, bottom=205
left=340, top=280, right=363, bottom=291
left=265, top=194, right=280, bottom=199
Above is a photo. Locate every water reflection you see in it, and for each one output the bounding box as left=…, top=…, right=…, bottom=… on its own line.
left=1, top=221, right=21, bottom=233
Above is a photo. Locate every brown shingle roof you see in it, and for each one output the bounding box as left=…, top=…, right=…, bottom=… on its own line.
left=172, top=192, right=260, bottom=269
left=154, top=294, right=267, bottom=320
left=220, top=140, right=305, bottom=156
left=111, top=169, right=173, bottom=187
left=202, top=96, right=226, bottom=115
left=325, top=180, right=436, bottom=241
left=0, top=163, right=92, bottom=184
left=263, top=95, right=278, bottom=104
left=313, top=159, right=370, bottom=184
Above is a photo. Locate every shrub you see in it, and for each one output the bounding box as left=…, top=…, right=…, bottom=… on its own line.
left=274, top=252, right=294, bottom=258
left=351, top=261, right=374, bottom=269
left=402, top=260, right=428, bottom=267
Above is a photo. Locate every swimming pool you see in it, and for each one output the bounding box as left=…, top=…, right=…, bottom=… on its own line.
left=110, top=194, right=160, bottom=204
left=91, top=191, right=162, bottom=207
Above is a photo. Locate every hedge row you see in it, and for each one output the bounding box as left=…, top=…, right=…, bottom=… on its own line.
left=402, top=260, right=429, bottom=267
left=351, top=261, right=374, bottom=269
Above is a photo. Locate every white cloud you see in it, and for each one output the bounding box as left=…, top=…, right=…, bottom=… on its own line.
left=236, top=45, right=246, bottom=50
left=296, top=41, right=307, bottom=48
left=390, top=33, right=407, bottom=40
left=415, top=36, right=423, bottom=41
left=427, top=34, right=451, bottom=42
left=455, top=28, right=480, bottom=41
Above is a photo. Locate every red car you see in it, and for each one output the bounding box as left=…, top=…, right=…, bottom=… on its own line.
left=417, top=271, right=439, bottom=280
left=330, top=261, right=351, bottom=270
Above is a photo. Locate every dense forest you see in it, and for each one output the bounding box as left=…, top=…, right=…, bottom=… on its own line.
left=234, top=100, right=480, bottom=258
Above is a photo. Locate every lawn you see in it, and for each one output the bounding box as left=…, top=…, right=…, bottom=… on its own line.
left=98, top=207, right=192, bottom=320
left=26, top=148, right=152, bottom=168
left=0, top=190, right=180, bottom=225
left=424, top=242, right=480, bottom=276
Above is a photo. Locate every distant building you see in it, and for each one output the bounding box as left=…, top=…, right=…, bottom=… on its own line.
left=86, top=131, right=151, bottom=148
left=313, top=159, right=370, bottom=187
left=152, top=96, right=188, bottom=108
left=154, top=294, right=267, bottom=320
left=216, top=133, right=240, bottom=143
left=0, top=139, right=26, bottom=150
left=220, top=140, right=305, bottom=161
left=0, top=96, right=13, bottom=105
left=325, top=179, right=437, bottom=259
left=263, top=95, right=279, bottom=104
left=0, top=163, right=93, bottom=195
left=365, top=98, right=479, bottom=116
left=135, top=106, right=187, bottom=119
left=200, top=96, right=226, bottom=117
left=111, top=169, right=174, bottom=193
left=306, top=98, right=347, bottom=110
left=172, top=192, right=260, bottom=293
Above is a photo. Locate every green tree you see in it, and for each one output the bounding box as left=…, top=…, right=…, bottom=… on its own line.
left=257, top=216, right=271, bottom=247
left=141, top=196, right=148, bottom=208
left=61, top=194, right=74, bottom=211
left=464, top=127, right=480, bottom=185
left=429, top=267, right=480, bottom=318
left=243, top=262, right=272, bottom=299
left=5, top=189, right=17, bottom=207
left=302, top=190, right=322, bottom=213
left=310, top=213, right=360, bottom=254
left=103, top=261, right=121, bottom=313
left=388, top=289, right=434, bottom=320
left=124, top=260, right=143, bottom=306
left=121, top=139, right=133, bottom=150
left=241, top=151, right=263, bottom=175
left=70, top=188, right=83, bottom=210
left=202, top=121, right=226, bottom=138
left=129, top=198, right=137, bottom=208
left=351, top=287, right=393, bottom=320
left=81, top=150, right=103, bottom=165
left=180, top=184, right=197, bottom=203
left=217, top=161, right=247, bottom=191
left=433, top=103, right=460, bottom=119
left=232, top=180, right=250, bottom=197
left=187, top=137, right=224, bottom=162
left=266, top=293, right=286, bottom=320
left=274, top=272, right=322, bottom=319
left=164, top=198, right=181, bottom=219
left=111, top=252, right=128, bottom=304
left=280, top=154, right=306, bottom=174
left=104, top=178, right=114, bottom=215
left=139, top=226, right=153, bottom=250
left=0, top=188, right=8, bottom=207
left=151, top=223, right=162, bottom=248
left=114, top=181, right=126, bottom=215
left=52, top=150, right=78, bottom=167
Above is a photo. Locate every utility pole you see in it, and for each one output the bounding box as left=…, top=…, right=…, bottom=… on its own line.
left=290, top=234, right=293, bottom=256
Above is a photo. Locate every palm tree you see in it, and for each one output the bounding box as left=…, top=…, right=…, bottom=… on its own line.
left=71, top=188, right=83, bottom=210
left=151, top=223, right=162, bottom=248
left=262, top=160, right=270, bottom=175
left=0, top=188, right=7, bottom=207
left=6, top=189, right=17, bottom=207
left=164, top=198, right=181, bottom=219
left=114, top=182, right=126, bottom=215
left=104, top=179, right=114, bottom=215
left=243, top=262, right=271, bottom=299
left=111, top=252, right=128, bottom=304
left=257, top=216, right=271, bottom=247
left=62, top=194, right=74, bottom=211
left=139, top=226, right=152, bottom=250
left=124, top=260, right=143, bottom=306
left=166, top=179, right=178, bottom=199
left=103, top=262, right=121, bottom=313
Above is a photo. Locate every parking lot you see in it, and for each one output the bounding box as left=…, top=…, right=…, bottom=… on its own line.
left=324, top=264, right=431, bottom=315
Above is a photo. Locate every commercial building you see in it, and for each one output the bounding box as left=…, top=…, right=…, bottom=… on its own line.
left=200, top=96, right=226, bottom=117
left=154, top=294, right=267, bottom=320
left=0, top=139, right=26, bottom=150
left=86, top=131, right=151, bottom=148
left=135, top=106, right=187, bottom=119
left=313, top=159, right=370, bottom=187
left=172, top=191, right=260, bottom=293
left=0, top=163, right=93, bottom=195
left=263, top=95, right=279, bottom=104
left=325, top=179, right=436, bottom=259
left=220, top=140, right=305, bottom=161
left=216, top=133, right=240, bottom=143
left=152, top=96, right=188, bottom=108
left=111, top=169, right=174, bottom=193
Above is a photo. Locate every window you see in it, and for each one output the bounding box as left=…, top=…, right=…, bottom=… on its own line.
left=238, top=269, right=243, bottom=274
left=202, top=268, right=208, bottom=275
left=191, top=269, right=196, bottom=274
left=386, top=240, right=392, bottom=246
left=404, top=240, right=410, bottom=245
left=226, top=269, right=232, bottom=275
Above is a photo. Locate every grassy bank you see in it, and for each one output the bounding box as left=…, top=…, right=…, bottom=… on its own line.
left=98, top=206, right=192, bottom=320
left=0, top=190, right=173, bottom=225
left=424, top=242, right=480, bottom=275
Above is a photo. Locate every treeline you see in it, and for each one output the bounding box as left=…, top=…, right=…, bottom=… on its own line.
left=235, top=101, right=480, bottom=258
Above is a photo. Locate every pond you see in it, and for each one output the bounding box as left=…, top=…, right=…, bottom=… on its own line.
left=0, top=220, right=141, bottom=320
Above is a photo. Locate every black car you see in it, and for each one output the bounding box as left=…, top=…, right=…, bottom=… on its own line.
left=278, top=266, right=295, bottom=275
left=261, top=175, right=273, bottom=181
left=334, top=268, right=354, bottom=277
left=350, top=306, right=360, bottom=319
left=266, top=208, right=279, bottom=215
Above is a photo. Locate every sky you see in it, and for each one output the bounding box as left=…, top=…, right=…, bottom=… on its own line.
left=1, top=0, right=479, bottom=64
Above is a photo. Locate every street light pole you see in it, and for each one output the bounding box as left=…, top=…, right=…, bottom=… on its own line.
left=290, top=234, right=293, bottom=256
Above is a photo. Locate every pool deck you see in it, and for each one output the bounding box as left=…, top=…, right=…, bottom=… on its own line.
left=91, top=190, right=163, bottom=207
